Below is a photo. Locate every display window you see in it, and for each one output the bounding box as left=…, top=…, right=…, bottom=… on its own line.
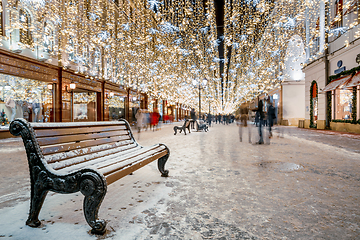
left=148, top=99, right=154, bottom=112
left=72, top=90, right=97, bottom=121
left=158, top=102, right=163, bottom=117
left=0, top=74, right=53, bottom=124
left=334, top=89, right=353, bottom=120
left=129, top=94, right=140, bottom=123
left=105, top=93, right=125, bottom=120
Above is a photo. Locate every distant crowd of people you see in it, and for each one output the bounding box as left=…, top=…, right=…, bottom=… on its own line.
left=135, top=109, right=161, bottom=132
left=134, top=100, right=277, bottom=144
left=135, top=108, right=181, bottom=133
left=189, top=108, right=236, bottom=128
left=237, top=99, right=277, bottom=144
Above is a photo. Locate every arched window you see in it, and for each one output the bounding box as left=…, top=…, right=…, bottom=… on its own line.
left=19, top=8, right=33, bottom=46
left=44, top=22, right=55, bottom=53
left=310, top=81, right=318, bottom=127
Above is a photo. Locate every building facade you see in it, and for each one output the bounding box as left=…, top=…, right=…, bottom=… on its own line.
left=303, top=0, right=360, bottom=133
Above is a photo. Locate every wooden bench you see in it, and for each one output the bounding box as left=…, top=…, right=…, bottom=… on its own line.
left=9, top=118, right=170, bottom=234
left=173, top=120, right=191, bottom=135
left=195, top=120, right=209, bottom=132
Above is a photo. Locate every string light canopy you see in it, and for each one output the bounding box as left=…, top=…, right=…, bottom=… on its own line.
left=3, top=0, right=358, bottom=114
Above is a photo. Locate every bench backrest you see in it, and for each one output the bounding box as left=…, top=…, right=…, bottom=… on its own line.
left=29, top=120, right=137, bottom=171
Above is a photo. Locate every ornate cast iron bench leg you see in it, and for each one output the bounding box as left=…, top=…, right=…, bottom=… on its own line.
left=27, top=184, right=48, bottom=227
left=80, top=172, right=107, bottom=234
left=158, top=145, right=170, bottom=177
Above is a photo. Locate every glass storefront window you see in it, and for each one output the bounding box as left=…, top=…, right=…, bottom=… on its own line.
left=148, top=100, right=154, bottom=112
left=335, top=89, right=353, bottom=120
left=73, top=91, right=97, bottom=121
left=0, top=74, right=53, bottom=123
left=129, top=95, right=140, bottom=123
left=107, top=94, right=125, bottom=120
left=158, top=103, right=163, bottom=118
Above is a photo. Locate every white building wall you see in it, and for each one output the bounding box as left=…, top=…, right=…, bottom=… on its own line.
left=282, top=81, right=305, bottom=126
left=328, top=38, right=360, bottom=74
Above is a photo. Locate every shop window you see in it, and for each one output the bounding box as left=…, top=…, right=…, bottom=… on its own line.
left=0, top=74, right=53, bottom=123
left=19, top=8, right=33, bottom=46
left=73, top=91, right=97, bottom=121
left=129, top=94, right=140, bottom=123
left=334, top=89, right=353, bottom=120
left=44, top=22, right=55, bottom=53
left=106, top=93, right=125, bottom=120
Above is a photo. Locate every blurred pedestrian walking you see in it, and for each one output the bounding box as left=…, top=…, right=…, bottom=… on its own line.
left=190, top=108, right=196, bottom=129
left=252, top=100, right=264, bottom=144
left=150, top=109, right=160, bottom=131
left=135, top=109, right=146, bottom=133
left=207, top=113, right=212, bottom=127
left=267, top=100, right=276, bottom=138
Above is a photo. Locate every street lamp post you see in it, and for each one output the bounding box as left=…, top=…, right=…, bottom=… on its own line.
left=193, top=79, right=207, bottom=119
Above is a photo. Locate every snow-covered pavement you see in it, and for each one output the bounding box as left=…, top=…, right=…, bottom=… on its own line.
left=0, top=123, right=360, bottom=239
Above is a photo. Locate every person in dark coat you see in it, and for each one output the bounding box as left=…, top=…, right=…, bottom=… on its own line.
left=252, top=100, right=264, bottom=144
left=240, top=105, right=249, bottom=127
left=207, top=113, right=212, bottom=127
left=190, top=108, right=196, bottom=129
left=267, top=100, right=276, bottom=137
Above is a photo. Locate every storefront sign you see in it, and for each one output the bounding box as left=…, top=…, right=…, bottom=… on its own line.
left=63, top=71, right=101, bottom=92
left=0, top=50, right=58, bottom=83
left=334, top=60, right=346, bottom=74
left=104, top=82, right=126, bottom=94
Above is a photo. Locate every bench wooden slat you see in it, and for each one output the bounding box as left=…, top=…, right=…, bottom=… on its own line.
left=97, top=145, right=166, bottom=173
left=105, top=151, right=168, bottom=185
left=49, top=142, right=139, bottom=170
left=41, top=135, right=132, bottom=155
left=54, top=145, right=145, bottom=174
left=56, top=145, right=165, bottom=175
left=37, top=130, right=129, bottom=146
left=44, top=140, right=135, bottom=164
left=34, top=125, right=127, bottom=138
left=99, top=147, right=166, bottom=176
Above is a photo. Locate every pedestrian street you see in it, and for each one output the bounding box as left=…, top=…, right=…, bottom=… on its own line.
left=0, top=123, right=359, bottom=239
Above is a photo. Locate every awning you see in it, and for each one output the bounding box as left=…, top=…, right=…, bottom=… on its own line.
left=344, top=72, right=360, bottom=88
left=320, top=75, right=352, bottom=93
